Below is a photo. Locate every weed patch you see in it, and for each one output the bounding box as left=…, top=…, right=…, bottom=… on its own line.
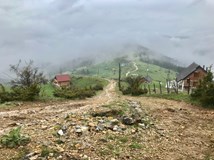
left=0, top=127, right=30, bottom=148
left=10, top=148, right=30, bottom=160
left=129, top=142, right=143, bottom=149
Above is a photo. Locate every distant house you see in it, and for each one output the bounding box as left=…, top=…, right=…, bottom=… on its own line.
left=165, top=80, right=177, bottom=89
left=141, top=76, right=152, bottom=83
left=176, top=62, right=207, bottom=91
left=53, top=74, right=71, bottom=87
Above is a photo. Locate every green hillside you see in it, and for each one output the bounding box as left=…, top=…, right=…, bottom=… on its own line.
left=73, top=57, right=177, bottom=83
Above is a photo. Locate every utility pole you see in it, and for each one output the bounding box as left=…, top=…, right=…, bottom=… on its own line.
left=118, top=63, right=121, bottom=90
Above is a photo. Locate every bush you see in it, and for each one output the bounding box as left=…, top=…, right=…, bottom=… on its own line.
left=12, top=84, right=40, bottom=101
left=0, top=84, right=40, bottom=103
left=92, top=84, right=104, bottom=91
left=0, top=60, right=47, bottom=103
left=121, top=87, right=147, bottom=96
left=53, top=88, right=96, bottom=99
left=199, top=84, right=214, bottom=107
left=0, top=127, right=30, bottom=148
left=191, top=71, right=214, bottom=108
left=0, top=92, right=13, bottom=103
left=0, top=84, right=13, bottom=103
left=121, top=76, right=148, bottom=96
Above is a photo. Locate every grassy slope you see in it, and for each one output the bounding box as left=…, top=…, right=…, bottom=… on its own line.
left=72, top=76, right=109, bottom=89
left=74, top=61, right=120, bottom=79
left=39, top=84, right=56, bottom=99
left=38, top=77, right=108, bottom=99
left=0, top=77, right=109, bottom=106
left=73, top=59, right=177, bottom=83
left=134, top=60, right=176, bottom=82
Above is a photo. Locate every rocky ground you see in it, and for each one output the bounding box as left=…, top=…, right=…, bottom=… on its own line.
left=0, top=81, right=214, bottom=160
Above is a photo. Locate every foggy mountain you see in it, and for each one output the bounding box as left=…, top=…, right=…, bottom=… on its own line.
left=53, top=44, right=184, bottom=76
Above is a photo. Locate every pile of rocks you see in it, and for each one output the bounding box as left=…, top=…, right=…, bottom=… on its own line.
left=55, top=100, right=153, bottom=135
left=19, top=100, right=154, bottom=160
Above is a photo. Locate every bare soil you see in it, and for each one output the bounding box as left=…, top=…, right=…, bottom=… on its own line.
left=0, top=80, right=213, bottom=160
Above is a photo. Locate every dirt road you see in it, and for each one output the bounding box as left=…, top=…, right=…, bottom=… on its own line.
left=0, top=80, right=117, bottom=135
left=0, top=80, right=213, bottom=160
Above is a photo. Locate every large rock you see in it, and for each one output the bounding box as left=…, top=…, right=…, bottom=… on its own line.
left=57, top=129, right=64, bottom=136
left=122, top=116, right=135, bottom=125
left=110, top=119, right=119, bottom=125
left=75, top=125, right=89, bottom=134
left=91, top=108, right=122, bottom=117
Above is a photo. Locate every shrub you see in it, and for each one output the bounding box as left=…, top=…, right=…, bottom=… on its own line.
left=0, top=60, right=47, bottom=102
left=11, top=148, right=30, bottom=160
left=191, top=71, right=214, bottom=108
left=0, top=127, right=30, bottom=148
left=41, top=146, right=52, bottom=157
left=0, top=84, right=14, bottom=103
left=9, top=60, right=46, bottom=101
left=0, top=84, right=5, bottom=93
left=92, top=83, right=104, bottom=91
left=121, top=87, right=147, bottom=96
left=53, top=88, right=96, bottom=99
left=0, top=84, right=40, bottom=103
left=11, top=84, right=40, bottom=101
left=199, top=83, right=214, bottom=107
left=121, top=76, right=148, bottom=96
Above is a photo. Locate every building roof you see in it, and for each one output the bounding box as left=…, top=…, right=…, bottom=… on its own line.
left=144, top=76, right=152, bottom=83
left=140, top=76, right=152, bottom=83
left=176, top=62, right=205, bottom=81
left=55, top=74, right=71, bottom=82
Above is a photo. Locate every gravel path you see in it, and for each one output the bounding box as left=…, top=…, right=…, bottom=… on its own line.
left=126, top=62, right=139, bottom=77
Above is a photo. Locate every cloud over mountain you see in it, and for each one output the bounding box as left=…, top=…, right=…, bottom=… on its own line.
left=0, top=0, right=213, bottom=72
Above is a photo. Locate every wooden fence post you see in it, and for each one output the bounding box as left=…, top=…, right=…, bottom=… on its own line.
left=148, top=85, right=151, bottom=94
left=118, top=63, right=121, bottom=90
left=166, top=79, right=169, bottom=94
left=187, top=78, right=191, bottom=95
left=153, top=84, right=156, bottom=94
left=159, top=81, right=162, bottom=94
left=144, top=84, right=146, bottom=90
left=176, top=78, right=178, bottom=94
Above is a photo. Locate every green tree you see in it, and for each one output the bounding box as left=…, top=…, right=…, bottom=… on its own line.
left=10, top=60, right=47, bottom=101
left=191, top=71, right=214, bottom=107
left=121, top=76, right=148, bottom=96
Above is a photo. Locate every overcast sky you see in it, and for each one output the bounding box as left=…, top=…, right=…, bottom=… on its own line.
left=0, top=0, right=214, bottom=74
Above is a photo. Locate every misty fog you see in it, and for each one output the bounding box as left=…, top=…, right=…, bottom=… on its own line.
left=0, top=0, right=214, bottom=75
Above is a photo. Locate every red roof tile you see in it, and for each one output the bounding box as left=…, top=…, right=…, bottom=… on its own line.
left=55, top=74, right=71, bottom=82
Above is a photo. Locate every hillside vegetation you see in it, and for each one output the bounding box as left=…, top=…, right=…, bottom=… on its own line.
left=73, top=56, right=177, bottom=83
left=0, top=76, right=109, bottom=104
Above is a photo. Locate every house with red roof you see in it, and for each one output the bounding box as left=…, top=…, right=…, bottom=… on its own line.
left=53, top=74, right=71, bottom=87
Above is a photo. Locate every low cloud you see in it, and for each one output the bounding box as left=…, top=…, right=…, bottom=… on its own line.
left=0, top=0, right=214, bottom=73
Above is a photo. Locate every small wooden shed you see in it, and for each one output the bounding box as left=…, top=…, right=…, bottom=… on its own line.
left=54, top=74, right=71, bottom=87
